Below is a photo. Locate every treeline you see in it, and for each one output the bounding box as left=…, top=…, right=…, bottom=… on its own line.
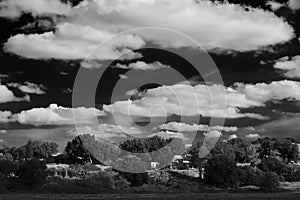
left=0, top=135, right=300, bottom=193
left=186, top=137, right=300, bottom=191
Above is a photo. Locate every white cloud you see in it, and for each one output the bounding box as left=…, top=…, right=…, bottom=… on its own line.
left=0, top=74, right=8, bottom=78
left=203, top=130, right=223, bottom=138
left=0, top=84, right=30, bottom=103
left=12, top=104, right=106, bottom=126
left=245, top=126, right=256, bottom=131
left=105, top=80, right=300, bottom=120
left=288, top=0, right=300, bottom=10
left=119, top=74, right=128, bottom=79
left=245, top=133, right=260, bottom=139
left=72, top=0, right=294, bottom=51
left=3, top=0, right=295, bottom=60
left=266, top=1, right=283, bottom=11
left=158, top=122, right=238, bottom=133
left=234, top=80, right=300, bottom=104
left=0, top=111, right=12, bottom=123
left=149, top=130, right=189, bottom=141
left=104, top=83, right=266, bottom=119
left=0, top=0, right=72, bottom=19
left=113, top=61, right=170, bottom=71
left=8, top=82, right=46, bottom=94
left=228, top=134, right=238, bottom=140
left=273, top=55, right=300, bottom=78
left=69, top=124, right=131, bottom=138
left=5, top=23, right=145, bottom=60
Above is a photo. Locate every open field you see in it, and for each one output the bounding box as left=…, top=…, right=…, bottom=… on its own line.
left=1, top=193, right=300, bottom=200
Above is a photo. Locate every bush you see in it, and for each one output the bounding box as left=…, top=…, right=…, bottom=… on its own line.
left=0, top=160, right=18, bottom=177
left=42, top=171, right=130, bottom=193
left=0, top=173, right=9, bottom=191
left=260, top=171, right=280, bottom=192
left=119, top=172, right=150, bottom=187
left=19, top=159, right=47, bottom=186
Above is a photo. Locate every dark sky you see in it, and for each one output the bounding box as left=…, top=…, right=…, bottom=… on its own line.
left=1, top=0, right=300, bottom=149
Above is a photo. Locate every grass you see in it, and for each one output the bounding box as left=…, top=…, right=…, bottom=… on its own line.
left=1, top=193, right=300, bottom=200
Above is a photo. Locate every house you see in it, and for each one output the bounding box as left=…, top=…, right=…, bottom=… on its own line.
left=171, top=155, right=190, bottom=170
left=151, top=162, right=160, bottom=169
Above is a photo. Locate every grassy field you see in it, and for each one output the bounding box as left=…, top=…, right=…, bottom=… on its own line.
left=1, top=193, right=300, bottom=200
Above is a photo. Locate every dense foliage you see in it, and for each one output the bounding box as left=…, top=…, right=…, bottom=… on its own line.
left=0, top=135, right=299, bottom=193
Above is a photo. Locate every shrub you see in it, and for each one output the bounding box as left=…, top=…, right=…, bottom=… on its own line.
left=119, top=172, right=150, bottom=187
left=0, top=160, right=18, bottom=177
left=19, top=159, right=47, bottom=186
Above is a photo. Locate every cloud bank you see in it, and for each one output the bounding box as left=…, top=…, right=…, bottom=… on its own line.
left=11, top=104, right=106, bottom=126
left=104, top=80, right=300, bottom=119
left=2, top=0, right=295, bottom=60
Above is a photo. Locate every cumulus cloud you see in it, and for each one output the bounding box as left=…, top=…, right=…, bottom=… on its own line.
left=266, top=1, right=283, bottom=11
left=0, top=74, right=8, bottom=78
left=12, top=104, right=106, bottom=126
left=73, top=0, right=294, bottom=51
left=158, top=122, right=238, bottom=133
left=234, top=80, right=300, bottom=104
left=0, top=0, right=72, bottom=19
left=149, top=130, right=189, bottom=141
left=4, top=23, right=145, bottom=60
left=245, top=133, right=260, bottom=139
left=7, top=82, right=46, bottom=94
left=228, top=134, right=238, bottom=140
left=3, top=0, right=295, bottom=60
left=104, top=83, right=264, bottom=119
left=203, top=130, right=223, bottom=138
left=288, top=0, right=300, bottom=10
left=119, top=74, right=128, bottom=79
left=273, top=56, right=300, bottom=78
left=0, top=84, right=30, bottom=103
left=0, top=111, right=12, bottom=123
left=69, top=124, right=133, bottom=138
left=105, top=80, right=300, bottom=119
left=113, top=61, right=170, bottom=71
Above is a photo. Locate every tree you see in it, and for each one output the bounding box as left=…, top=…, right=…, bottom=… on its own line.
left=274, top=139, right=299, bottom=163
left=228, top=138, right=249, bottom=163
left=119, top=136, right=172, bottom=153
left=19, top=159, right=47, bottom=186
left=119, top=136, right=184, bottom=169
left=238, top=166, right=265, bottom=187
left=152, top=146, right=174, bottom=168
left=65, top=135, right=94, bottom=164
left=259, top=157, right=291, bottom=179
left=78, top=134, right=120, bottom=165
left=204, top=154, right=239, bottom=188
left=259, top=138, right=275, bottom=158
left=24, top=139, right=34, bottom=159
left=114, top=155, right=150, bottom=186
left=0, top=153, right=13, bottom=161
left=245, top=144, right=260, bottom=165
left=260, top=172, right=280, bottom=192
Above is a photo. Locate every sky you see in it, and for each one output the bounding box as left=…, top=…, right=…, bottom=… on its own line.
left=1, top=0, right=300, bottom=150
